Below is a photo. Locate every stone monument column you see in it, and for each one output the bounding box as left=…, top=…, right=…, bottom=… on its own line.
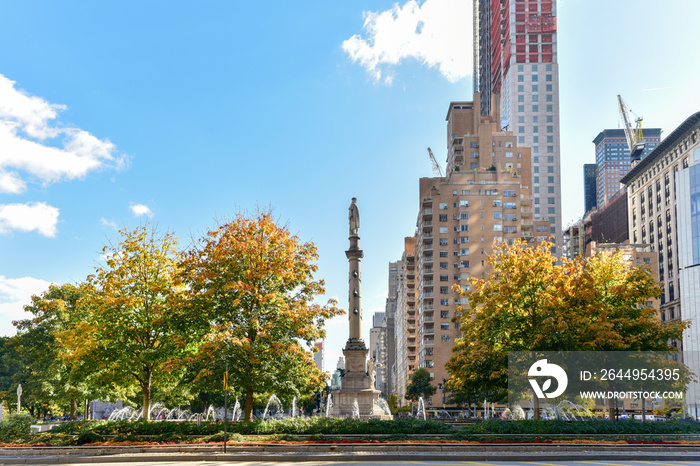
left=335, top=197, right=391, bottom=419
left=346, top=197, right=364, bottom=345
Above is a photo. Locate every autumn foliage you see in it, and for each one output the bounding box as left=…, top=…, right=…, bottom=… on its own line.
left=446, top=239, right=687, bottom=405
left=181, top=212, right=342, bottom=420
left=11, top=212, right=339, bottom=420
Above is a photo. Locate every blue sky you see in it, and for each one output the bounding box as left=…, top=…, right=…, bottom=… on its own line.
left=1, top=0, right=699, bottom=372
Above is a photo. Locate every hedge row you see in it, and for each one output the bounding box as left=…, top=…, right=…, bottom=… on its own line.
left=49, top=417, right=453, bottom=436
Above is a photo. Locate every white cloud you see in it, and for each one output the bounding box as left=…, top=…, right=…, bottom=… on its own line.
left=100, top=217, right=118, bottom=229
left=0, top=202, right=59, bottom=237
left=130, top=204, right=153, bottom=218
left=0, top=275, right=53, bottom=327
left=342, top=0, right=471, bottom=85
left=0, top=74, right=128, bottom=187
left=0, top=170, right=26, bottom=194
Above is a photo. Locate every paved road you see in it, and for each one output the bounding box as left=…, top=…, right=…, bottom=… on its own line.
left=49, top=461, right=700, bottom=466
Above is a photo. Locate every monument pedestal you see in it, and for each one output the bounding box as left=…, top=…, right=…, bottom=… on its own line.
left=334, top=340, right=391, bottom=419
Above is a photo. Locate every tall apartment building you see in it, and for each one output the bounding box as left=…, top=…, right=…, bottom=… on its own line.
left=405, top=92, right=547, bottom=407
left=593, top=128, right=661, bottom=208
left=620, top=111, right=700, bottom=415
left=370, top=311, right=390, bottom=394
left=475, top=0, right=562, bottom=251
left=313, top=341, right=324, bottom=373
left=394, top=238, right=415, bottom=405
left=383, top=261, right=400, bottom=393
left=621, top=111, right=700, bottom=355
left=584, top=163, right=597, bottom=214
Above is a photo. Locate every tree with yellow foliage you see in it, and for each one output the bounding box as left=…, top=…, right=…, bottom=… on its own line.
left=181, top=211, right=342, bottom=420
left=58, top=225, right=193, bottom=420
left=446, top=239, right=687, bottom=417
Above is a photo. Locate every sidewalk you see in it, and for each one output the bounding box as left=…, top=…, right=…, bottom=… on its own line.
left=2, top=442, right=700, bottom=464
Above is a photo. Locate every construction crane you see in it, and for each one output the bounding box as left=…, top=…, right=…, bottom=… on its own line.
left=617, top=94, right=645, bottom=162
left=427, top=148, right=444, bottom=177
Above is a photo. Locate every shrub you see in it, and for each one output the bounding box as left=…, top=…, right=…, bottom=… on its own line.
left=0, top=414, right=33, bottom=442
left=76, top=431, right=105, bottom=446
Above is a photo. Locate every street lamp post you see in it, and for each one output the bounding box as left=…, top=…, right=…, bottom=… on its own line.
left=437, top=378, right=447, bottom=409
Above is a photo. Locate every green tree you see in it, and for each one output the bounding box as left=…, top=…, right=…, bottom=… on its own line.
left=405, top=368, right=437, bottom=403
left=59, top=225, right=195, bottom=420
left=13, top=283, right=95, bottom=420
left=0, top=337, right=24, bottom=414
left=181, top=211, right=342, bottom=420
left=446, top=240, right=687, bottom=418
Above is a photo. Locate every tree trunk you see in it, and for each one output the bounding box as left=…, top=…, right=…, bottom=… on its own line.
left=70, top=398, right=77, bottom=420
left=607, top=398, right=615, bottom=421
left=85, top=399, right=90, bottom=420
left=533, top=396, right=540, bottom=420
left=142, top=370, right=152, bottom=421
left=244, top=388, right=254, bottom=421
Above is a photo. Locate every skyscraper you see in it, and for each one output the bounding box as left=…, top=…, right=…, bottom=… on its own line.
left=593, top=128, right=661, bottom=208
left=313, top=341, right=324, bottom=373
left=394, top=239, right=415, bottom=404
left=475, top=0, right=561, bottom=251
left=404, top=92, right=547, bottom=408
left=583, top=163, right=597, bottom=214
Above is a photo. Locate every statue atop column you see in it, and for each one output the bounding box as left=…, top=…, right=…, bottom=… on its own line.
left=349, top=197, right=360, bottom=236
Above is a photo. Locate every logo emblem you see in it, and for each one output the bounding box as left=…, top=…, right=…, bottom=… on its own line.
left=528, top=359, right=568, bottom=399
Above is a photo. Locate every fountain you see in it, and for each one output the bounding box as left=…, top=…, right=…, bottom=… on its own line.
left=416, top=397, right=426, bottom=420
left=290, top=396, right=297, bottom=419
left=351, top=399, right=360, bottom=419
left=376, top=396, right=393, bottom=419
left=262, top=395, right=283, bottom=420
left=326, top=392, right=334, bottom=418
left=231, top=399, right=242, bottom=421
left=554, top=400, right=593, bottom=420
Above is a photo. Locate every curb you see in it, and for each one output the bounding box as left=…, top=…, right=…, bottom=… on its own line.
left=3, top=443, right=700, bottom=463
